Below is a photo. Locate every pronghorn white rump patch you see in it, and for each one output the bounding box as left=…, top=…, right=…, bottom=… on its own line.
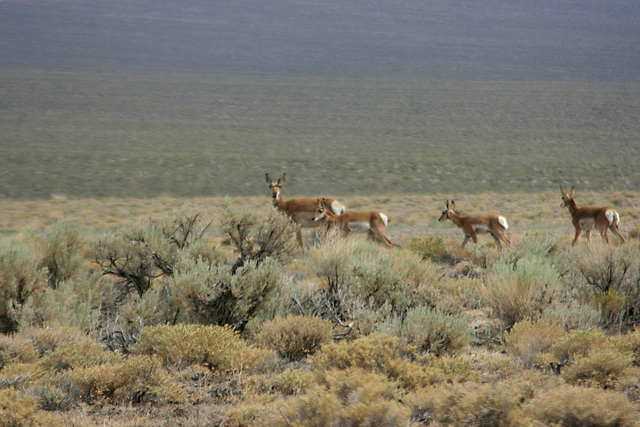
left=605, top=209, right=619, bottom=227
left=379, top=213, right=389, bottom=227
left=330, top=201, right=346, bottom=216
left=498, top=216, right=509, bottom=230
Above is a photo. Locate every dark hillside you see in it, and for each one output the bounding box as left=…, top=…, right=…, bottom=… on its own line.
left=1, top=0, right=639, bottom=82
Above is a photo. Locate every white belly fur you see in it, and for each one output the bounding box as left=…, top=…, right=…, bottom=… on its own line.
left=473, top=225, right=491, bottom=234
left=295, top=212, right=321, bottom=227
left=579, top=218, right=596, bottom=230
left=348, top=222, right=372, bottom=233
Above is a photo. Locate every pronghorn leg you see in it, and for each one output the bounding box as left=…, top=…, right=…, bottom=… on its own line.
left=461, top=235, right=470, bottom=248
left=611, top=225, right=626, bottom=244
left=368, top=228, right=393, bottom=248
left=375, top=229, right=393, bottom=248
left=490, top=233, right=502, bottom=249
left=295, top=229, right=304, bottom=248
left=572, top=229, right=582, bottom=247
left=601, top=228, right=610, bottom=244
left=585, top=230, right=592, bottom=243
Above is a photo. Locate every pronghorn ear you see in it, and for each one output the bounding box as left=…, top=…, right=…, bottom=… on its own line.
left=265, top=173, right=271, bottom=183
left=322, top=198, right=327, bottom=207
left=450, top=200, right=455, bottom=210
left=560, top=186, right=569, bottom=198
left=280, top=173, right=286, bottom=184
left=570, top=186, right=576, bottom=197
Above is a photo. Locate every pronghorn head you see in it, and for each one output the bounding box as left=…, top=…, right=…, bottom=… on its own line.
left=312, top=198, right=328, bottom=222
left=560, top=186, right=576, bottom=208
left=439, top=200, right=455, bottom=222
left=265, top=173, right=286, bottom=201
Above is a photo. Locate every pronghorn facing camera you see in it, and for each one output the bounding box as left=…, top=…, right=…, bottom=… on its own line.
left=265, top=173, right=345, bottom=248
left=438, top=200, right=510, bottom=249
left=560, top=186, right=625, bottom=247
left=312, top=198, right=393, bottom=248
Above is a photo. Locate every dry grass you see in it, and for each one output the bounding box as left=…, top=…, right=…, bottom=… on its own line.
left=2, top=189, right=636, bottom=243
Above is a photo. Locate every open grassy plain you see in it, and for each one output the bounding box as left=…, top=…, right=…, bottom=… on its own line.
left=2, top=72, right=640, bottom=199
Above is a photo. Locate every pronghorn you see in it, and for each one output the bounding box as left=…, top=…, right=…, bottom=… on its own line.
left=438, top=200, right=510, bottom=249
left=560, top=186, right=625, bottom=247
left=312, top=198, right=393, bottom=248
left=265, top=173, right=345, bottom=247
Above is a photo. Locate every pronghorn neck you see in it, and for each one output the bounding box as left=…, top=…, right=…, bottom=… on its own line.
left=319, top=207, right=340, bottom=224
left=449, top=210, right=465, bottom=228
left=565, top=199, right=579, bottom=217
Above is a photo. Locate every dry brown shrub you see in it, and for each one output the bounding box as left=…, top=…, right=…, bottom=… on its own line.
left=270, top=368, right=410, bottom=427
left=40, top=336, right=118, bottom=373
left=256, top=314, right=334, bottom=361
left=505, top=318, right=565, bottom=367
left=311, top=333, right=473, bottom=390
left=135, top=323, right=270, bottom=372
left=550, top=329, right=612, bottom=364
left=405, top=380, right=531, bottom=426
left=525, top=384, right=639, bottom=426
left=562, top=347, right=633, bottom=389
left=269, top=367, right=315, bottom=395
left=0, top=387, right=64, bottom=426
left=618, top=327, right=640, bottom=367
left=19, top=323, right=87, bottom=356
left=0, top=334, right=39, bottom=366
left=71, top=354, right=184, bottom=405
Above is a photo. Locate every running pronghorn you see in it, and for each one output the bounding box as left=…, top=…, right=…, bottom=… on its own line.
left=560, top=186, right=625, bottom=247
left=265, top=173, right=345, bottom=248
left=438, top=200, right=511, bottom=249
left=312, top=198, right=393, bottom=248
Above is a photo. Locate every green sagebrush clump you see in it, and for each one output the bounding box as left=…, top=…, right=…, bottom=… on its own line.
left=256, top=315, right=334, bottom=361
left=135, top=324, right=270, bottom=372
left=163, top=257, right=282, bottom=332
left=0, top=239, right=47, bottom=333
left=400, top=306, right=471, bottom=356
left=571, top=243, right=640, bottom=331
left=94, top=202, right=296, bottom=333
left=92, top=203, right=218, bottom=298
left=305, top=236, right=448, bottom=336
left=482, top=253, right=564, bottom=330
left=26, top=218, right=84, bottom=290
